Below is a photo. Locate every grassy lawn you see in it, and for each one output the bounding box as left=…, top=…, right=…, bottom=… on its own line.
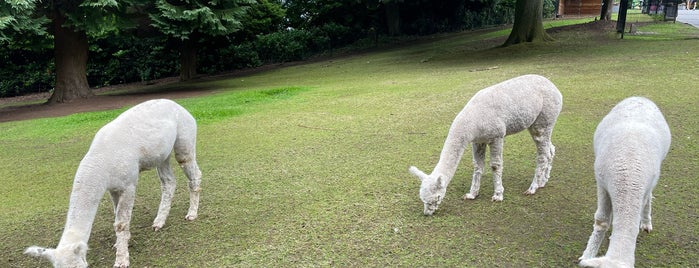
left=2, top=15, right=698, bottom=267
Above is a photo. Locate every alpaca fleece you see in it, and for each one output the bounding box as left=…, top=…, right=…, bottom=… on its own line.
left=578, top=97, right=671, bottom=267
left=25, top=99, right=202, bottom=268
left=409, top=74, right=562, bottom=215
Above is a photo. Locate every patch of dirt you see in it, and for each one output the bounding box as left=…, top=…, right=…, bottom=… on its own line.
left=548, top=19, right=618, bottom=34
left=0, top=77, right=211, bottom=123
left=0, top=63, right=290, bottom=123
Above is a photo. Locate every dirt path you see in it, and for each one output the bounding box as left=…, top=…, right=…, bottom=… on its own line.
left=0, top=77, right=219, bottom=122
left=0, top=62, right=303, bottom=123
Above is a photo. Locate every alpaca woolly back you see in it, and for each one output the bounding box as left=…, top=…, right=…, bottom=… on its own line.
left=594, top=97, right=671, bottom=163
left=593, top=97, right=671, bottom=191
left=84, top=99, right=196, bottom=172
left=455, top=74, right=562, bottom=141
left=437, top=74, right=561, bottom=175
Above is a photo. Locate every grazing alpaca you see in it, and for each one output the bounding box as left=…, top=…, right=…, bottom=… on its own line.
left=409, top=74, right=562, bottom=215
left=578, top=97, right=671, bottom=267
left=25, top=99, right=202, bottom=268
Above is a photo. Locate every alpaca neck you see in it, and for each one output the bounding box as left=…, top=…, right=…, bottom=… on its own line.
left=432, top=121, right=471, bottom=186
left=57, top=164, right=106, bottom=248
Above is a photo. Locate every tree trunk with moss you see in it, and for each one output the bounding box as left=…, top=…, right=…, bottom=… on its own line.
left=502, top=0, right=553, bottom=46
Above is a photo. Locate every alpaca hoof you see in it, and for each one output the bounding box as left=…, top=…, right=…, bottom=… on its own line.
left=463, top=193, right=478, bottom=200
left=641, top=223, right=653, bottom=233
left=491, top=194, right=503, bottom=201
left=113, top=260, right=129, bottom=268
left=185, top=214, right=197, bottom=221
left=152, top=223, right=164, bottom=231
left=524, top=187, right=537, bottom=195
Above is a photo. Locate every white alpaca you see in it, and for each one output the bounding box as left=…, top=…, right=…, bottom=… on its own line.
left=409, top=74, right=562, bottom=215
left=24, top=99, right=202, bottom=268
left=578, top=97, right=671, bottom=267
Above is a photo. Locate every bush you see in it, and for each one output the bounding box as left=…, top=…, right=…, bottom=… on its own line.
left=254, top=29, right=316, bottom=63
left=198, top=42, right=263, bottom=74
left=0, top=45, right=54, bottom=98
left=88, top=35, right=178, bottom=86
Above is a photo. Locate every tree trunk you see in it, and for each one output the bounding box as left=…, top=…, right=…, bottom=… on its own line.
left=616, top=0, right=630, bottom=34
left=600, top=0, right=613, bottom=20
left=384, top=1, right=401, bottom=36
left=48, top=10, right=93, bottom=104
left=179, top=37, right=198, bottom=81
left=502, top=0, right=553, bottom=46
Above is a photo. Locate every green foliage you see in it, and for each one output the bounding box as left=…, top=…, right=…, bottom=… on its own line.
left=254, top=29, right=316, bottom=62
left=88, top=35, right=178, bottom=86
left=58, top=0, right=138, bottom=38
left=0, top=0, right=50, bottom=43
left=198, top=42, right=262, bottom=73
left=234, top=0, right=286, bottom=42
left=149, top=0, right=253, bottom=39
left=0, top=0, right=577, bottom=98
left=0, top=44, right=54, bottom=97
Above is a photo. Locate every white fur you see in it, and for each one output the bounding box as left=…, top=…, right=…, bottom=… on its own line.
left=409, top=74, right=562, bottom=215
left=25, top=99, right=203, bottom=268
left=578, top=97, right=671, bottom=267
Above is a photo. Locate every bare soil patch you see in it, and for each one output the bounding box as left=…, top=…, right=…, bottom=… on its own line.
left=0, top=77, right=214, bottom=122
left=0, top=63, right=289, bottom=123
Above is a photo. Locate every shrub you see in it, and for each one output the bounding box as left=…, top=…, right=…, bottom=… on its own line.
left=0, top=45, right=54, bottom=97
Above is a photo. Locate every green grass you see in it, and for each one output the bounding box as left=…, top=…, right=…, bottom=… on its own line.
left=2, top=15, right=699, bottom=267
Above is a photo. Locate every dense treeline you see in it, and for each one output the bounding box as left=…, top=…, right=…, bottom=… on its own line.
left=0, top=0, right=556, bottom=98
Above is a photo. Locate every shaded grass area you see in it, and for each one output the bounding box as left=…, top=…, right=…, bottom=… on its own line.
left=2, top=15, right=699, bottom=267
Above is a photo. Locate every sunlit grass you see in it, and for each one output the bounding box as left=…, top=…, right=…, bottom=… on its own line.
left=2, top=14, right=698, bottom=267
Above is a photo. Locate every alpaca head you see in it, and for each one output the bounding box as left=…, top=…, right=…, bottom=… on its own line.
left=409, top=166, right=446, bottom=216
left=25, top=242, right=88, bottom=268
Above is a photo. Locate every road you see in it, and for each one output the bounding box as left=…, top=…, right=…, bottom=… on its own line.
left=677, top=9, right=699, bottom=28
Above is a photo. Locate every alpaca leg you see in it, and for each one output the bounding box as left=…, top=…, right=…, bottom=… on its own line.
left=525, top=126, right=554, bottom=195
left=153, top=157, right=177, bottom=231
left=640, top=192, right=653, bottom=233
left=604, top=196, right=643, bottom=265
left=489, top=138, right=505, bottom=201
left=464, top=143, right=486, bottom=200
left=174, top=136, right=202, bottom=221
left=580, top=186, right=612, bottom=260
left=113, top=186, right=136, bottom=268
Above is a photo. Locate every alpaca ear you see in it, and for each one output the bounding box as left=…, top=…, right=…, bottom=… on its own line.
left=408, top=166, right=427, bottom=181
left=433, top=175, right=445, bottom=190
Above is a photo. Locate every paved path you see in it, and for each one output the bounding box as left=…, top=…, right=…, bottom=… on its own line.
left=677, top=10, right=699, bottom=28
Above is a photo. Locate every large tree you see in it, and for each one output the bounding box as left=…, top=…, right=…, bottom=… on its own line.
left=502, top=0, right=552, bottom=46
left=600, top=0, right=613, bottom=21
left=149, top=0, right=252, bottom=81
left=1, top=0, right=132, bottom=103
